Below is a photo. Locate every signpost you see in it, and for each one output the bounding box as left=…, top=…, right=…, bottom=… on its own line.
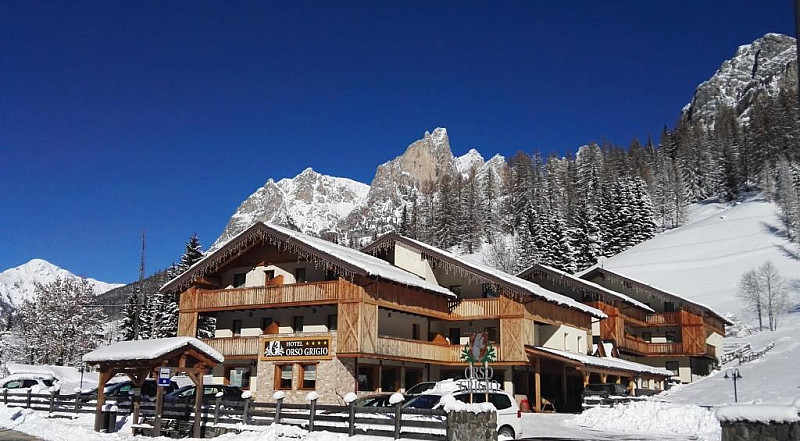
left=460, top=332, right=497, bottom=403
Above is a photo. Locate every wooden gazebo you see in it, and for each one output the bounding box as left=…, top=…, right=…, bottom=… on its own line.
left=82, top=337, right=224, bottom=437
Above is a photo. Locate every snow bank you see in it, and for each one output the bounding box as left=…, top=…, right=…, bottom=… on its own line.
left=571, top=401, right=721, bottom=441
left=716, top=404, right=800, bottom=423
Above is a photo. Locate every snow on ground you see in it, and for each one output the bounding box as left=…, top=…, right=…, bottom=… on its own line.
left=599, top=195, right=800, bottom=314
left=0, top=405, right=425, bottom=441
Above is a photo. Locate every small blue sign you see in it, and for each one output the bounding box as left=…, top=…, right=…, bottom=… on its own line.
left=158, top=367, right=171, bottom=387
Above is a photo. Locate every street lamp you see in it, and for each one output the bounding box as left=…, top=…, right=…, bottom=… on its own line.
left=723, top=368, right=743, bottom=402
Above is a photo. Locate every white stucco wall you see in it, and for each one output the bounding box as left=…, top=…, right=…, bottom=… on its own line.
left=536, top=323, right=588, bottom=354
left=220, top=263, right=327, bottom=288
left=393, top=242, right=438, bottom=284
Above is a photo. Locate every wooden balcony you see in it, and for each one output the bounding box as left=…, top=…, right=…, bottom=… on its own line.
left=181, top=279, right=364, bottom=312
left=619, top=335, right=687, bottom=356
left=375, top=336, right=478, bottom=363
left=645, top=311, right=682, bottom=326
left=203, top=336, right=261, bottom=357
left=449, top=298, right=502, bottom=319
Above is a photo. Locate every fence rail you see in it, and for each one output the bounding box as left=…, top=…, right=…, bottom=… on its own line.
left=0, top=389, right=447, bottom=440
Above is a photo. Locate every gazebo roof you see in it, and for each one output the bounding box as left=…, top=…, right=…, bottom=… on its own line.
left=83, top=337, right=224, bottom=365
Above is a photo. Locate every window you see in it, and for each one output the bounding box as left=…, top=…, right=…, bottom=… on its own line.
left=664, top=301, right=675, bottom=312
left=665, top=331, right=677, bottom=342
left=488, top=393, right=512, bottom=410
left=293, top=316, right=304, bottom=333
left=448, top=285, right=461, bottom=297
left=448, top=327, right=460, bottom=345
left=325, top=267, right=337, bottom=281
left=276, top=365, right=293, bottom=390
left=295, top=268, right=307, bottom=283
left=486, top=326, right=498, bottom=342
left=232, top=319, right=242, bottom=336
left=327, top=314, right=337, bottom=331
left=300, top=364, right=317, bottom=389
left=666, top=361, right=680, bottom=374
left=642, top=332, right=652, bottom=342
left=412, top=323, right=420, bottom=340
left=381, top=367, right=399, bottom=392
left=358, top=366, right=376, bottom=391
left=404, top=369, right=422, bottom=391
left=233, top=273, right=247, bottom=288
left=228, top=367, right=250, bottom=388
left=261, top=317, right=274, bottom=332
left=264, top=270, right=275, bottom=282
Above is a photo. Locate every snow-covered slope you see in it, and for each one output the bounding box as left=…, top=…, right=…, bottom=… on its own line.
left=682, top=33, right=797, bottom=128
left=596, top=195, right=800, bottom=406
left=0, top=259, right=123, bottom=307
left=598, top=195, right=800, bottom=315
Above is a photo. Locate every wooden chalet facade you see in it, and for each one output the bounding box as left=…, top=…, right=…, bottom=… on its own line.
left=163, top=224, right=670, bottom=411
left=519, top=264, right=730, bottom=384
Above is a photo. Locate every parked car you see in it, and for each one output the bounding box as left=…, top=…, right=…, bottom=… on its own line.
left=404, top=381, right=522, bottom=439
left=404, top=381, right=437, bottom=396
left=581, top=383, right=628, bottom=399
left=104, top=379, right=180, bottom=400
left=0, top=374, right=56, bottom=393
left=351, top=393, right=410, bottom=408
left=165, top=385, right=244, bottom=403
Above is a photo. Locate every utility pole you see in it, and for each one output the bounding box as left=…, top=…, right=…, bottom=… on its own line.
left=132, top=232, right=146, bottom=339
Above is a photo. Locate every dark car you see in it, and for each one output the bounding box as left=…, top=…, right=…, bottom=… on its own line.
left=104, top=379, right=180, bottom=400
left=352, top=393, right=409, bottom=408
left=581, top=383, right=628, bottom=399
left=164, top=385, right=245, bottom=403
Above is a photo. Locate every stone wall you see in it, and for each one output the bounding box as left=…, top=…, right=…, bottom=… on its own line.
left=254, top=333, right=357, bottom=405
left=721, top=421, right=800, bottom=441
left=446, top=411, right=497, bottom=441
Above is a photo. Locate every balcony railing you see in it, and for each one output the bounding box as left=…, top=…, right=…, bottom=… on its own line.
left=645, top=311, right=682, bottom=326
left=203, top=336, right=261, bottom=357
left=619, top=335, right=686, bottom=356
left=375, top=336, right=473, bottom=363
left=182, top=279, right=362, bottom=312
left=450, top=298, right=502, bottom=318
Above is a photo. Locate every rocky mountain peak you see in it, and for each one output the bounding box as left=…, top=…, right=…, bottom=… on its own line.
left=682, top=33, right=797, bottom=128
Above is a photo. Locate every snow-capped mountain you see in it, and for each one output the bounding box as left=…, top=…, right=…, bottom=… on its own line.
left=0, top=259, right=123, bottom=308
left=682, top=33, right=797, bottom=128
left=212, top=168, right=370, bottom=249
left=213, top=128, right=507, bottom=246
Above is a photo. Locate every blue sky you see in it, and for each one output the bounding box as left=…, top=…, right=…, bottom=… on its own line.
left=0, top=1, right=794, bottom=283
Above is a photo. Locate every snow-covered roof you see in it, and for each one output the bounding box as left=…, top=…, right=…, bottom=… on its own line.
left=532, top=346, right=674, bottom=377
left=518, top=263, right=654, bottom=313
left=578, top=267, right=732, bottom=325
left=83, top=337, right=224, bottom=364
left=162, top=222, right=455, bottom=298
left=716, top=404, right=800, bottom=423
left=364, top=234, right=606, bottom=319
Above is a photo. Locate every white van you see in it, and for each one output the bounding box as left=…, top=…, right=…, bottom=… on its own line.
left=404, top=379, right=523, bottom=439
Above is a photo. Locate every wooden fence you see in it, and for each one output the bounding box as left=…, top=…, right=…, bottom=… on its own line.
left=0, top=390, right=447, bottom=440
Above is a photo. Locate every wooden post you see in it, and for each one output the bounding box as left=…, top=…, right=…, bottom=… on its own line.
left=348, top=401, right=356, bottom=436
left=49, top=389, right=55, bottom=413
left=213, top=396, right=221, bottom=425
left=76, top=390, right=82, bottom=415
left=534, top=356, right=541, bottom=413
left=26, top=389, right=32, bottom=408
left=308, top=397, right=317, bottom=432
left=93, top=368, right=114, bottom=432
left=192, top=376, right=204, bottom=438
left=393, top=401, right=403, bottom=439
left=131, top=390, right=141, bottom=433
left=600, top=373, right=607, bottom=383
left=582, top=372, right=590, bottom=388
left=561, top=365, right=568, bottom=407
left=242, top=396, right=251, bottom=425
left=274, top=397, right=283, bottom=424
left=3, top=388, right=6, bottom=405
left=153, top=383, right=165, bottom=435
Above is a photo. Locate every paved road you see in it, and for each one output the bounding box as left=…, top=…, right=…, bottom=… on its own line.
left=0, top=429, right=42, bottom=440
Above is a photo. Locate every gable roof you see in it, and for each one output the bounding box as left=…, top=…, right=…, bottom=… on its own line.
left=83, top=337, right=224, bottom=364
left=161, top=222, right=455, bottom=298
left=517, top=263, right=654, bottom=313
left=529, top=345, right=673, bottom=377
left=578, top=267, right=732, bottom=326
left=363, top=233, right=606, bottom=319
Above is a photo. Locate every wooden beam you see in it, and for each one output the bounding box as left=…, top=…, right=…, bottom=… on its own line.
left=94, top=368, right=116, bottom=432
left=534, top=356, right=542, bottom=413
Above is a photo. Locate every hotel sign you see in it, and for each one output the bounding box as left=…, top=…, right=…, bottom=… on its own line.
left=260, top=336, right=332, bottom=361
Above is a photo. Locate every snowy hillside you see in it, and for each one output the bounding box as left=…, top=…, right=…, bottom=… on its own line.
left=596, top=195, right=800, bottom=315
left=594, top=195, right=800, bottom=407
left=0, top=259, right=123, bottom=307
